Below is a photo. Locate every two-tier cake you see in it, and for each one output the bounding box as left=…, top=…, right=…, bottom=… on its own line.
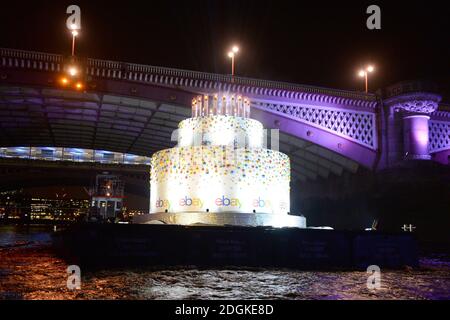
left=147, top=93, right=306, bottom=227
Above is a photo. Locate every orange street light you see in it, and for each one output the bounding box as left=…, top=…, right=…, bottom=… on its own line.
left=69, top=24, right=79, bottom=56
left=358, top=65, right=375, bottom=93
left=227, top=45, right=239, bottom=76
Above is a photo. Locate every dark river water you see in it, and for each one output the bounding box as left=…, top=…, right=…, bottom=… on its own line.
left=0, top=225, right=449, bottom=300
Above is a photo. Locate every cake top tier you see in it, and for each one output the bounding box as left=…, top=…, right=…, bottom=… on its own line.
left=192, top=93, right=251, bottom=118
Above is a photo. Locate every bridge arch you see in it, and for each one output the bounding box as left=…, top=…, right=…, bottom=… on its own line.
left=0, top=81, right=365, bottom=183
left=2, top=48, right=449, bottom=182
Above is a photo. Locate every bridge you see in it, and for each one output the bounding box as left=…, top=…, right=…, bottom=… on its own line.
left=0, top=47, right=449, bottom=185
left=0, top=156, right=149, bottom=197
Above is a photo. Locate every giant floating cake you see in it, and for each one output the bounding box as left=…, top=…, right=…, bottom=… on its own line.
left=148, top=93, right=306, bottom=227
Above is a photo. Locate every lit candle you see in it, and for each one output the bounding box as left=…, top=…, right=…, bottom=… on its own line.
left=204, top=95, right=209, bottom=116
left=237, top=95, right=242, bottom=117
left=213, top=94, right=218, bottom=115
left=197, top=96, right=202, bottom=116
left=244, top=99, right=250, bottom=118
left=192, top=98, right=198, bottom=117
left=231, top=95, right=236, bottom=116
left=222, top=96, right=227, bottom=115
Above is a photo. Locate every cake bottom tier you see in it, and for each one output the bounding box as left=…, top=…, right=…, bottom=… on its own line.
left=135, top=212, right=306, bottom=228
left=150, top=146, right=290, bottom=215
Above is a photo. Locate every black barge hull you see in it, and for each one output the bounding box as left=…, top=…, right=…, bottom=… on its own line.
left=53, top=224, right=418, bottom=270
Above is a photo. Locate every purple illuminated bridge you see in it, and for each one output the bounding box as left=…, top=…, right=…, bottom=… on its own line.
left=0, top=48, right=449, bottom=183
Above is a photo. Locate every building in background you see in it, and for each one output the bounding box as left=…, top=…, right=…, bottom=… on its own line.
left=0, top=190, right=89, bottom=222
left=30, top=197, right=89, bottom=221
left=0, top=190, right=26, bottom=220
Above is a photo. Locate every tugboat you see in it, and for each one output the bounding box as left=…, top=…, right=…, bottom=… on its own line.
left=86, top=172, right=125, bottom=223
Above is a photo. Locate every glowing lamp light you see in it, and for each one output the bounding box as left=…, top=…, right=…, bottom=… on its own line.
left=60, top=77, right=69, bottom=85
left=68, top=67, right=78, bottom=76
left=358, top=64, right=375, bottom=93
left=358, top=65, right=375, bottom=77
left=227, top=45, right=239, bottom=76
left=69, top=23, right=80, bottom=56
left=75, top=82, right=83, bottom=90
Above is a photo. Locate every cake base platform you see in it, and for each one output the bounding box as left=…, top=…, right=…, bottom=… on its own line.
left=133, top=212, right=307, bottom=228
left=53, top=223, right=418, bottom=270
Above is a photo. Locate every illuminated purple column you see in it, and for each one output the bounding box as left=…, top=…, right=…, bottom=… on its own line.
left=403, top=115, right=431, bottom=160
left=385, top=92, right=441, bottom=161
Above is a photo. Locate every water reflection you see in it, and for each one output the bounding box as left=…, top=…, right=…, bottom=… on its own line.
left=0, top=225, right=52, bottom=248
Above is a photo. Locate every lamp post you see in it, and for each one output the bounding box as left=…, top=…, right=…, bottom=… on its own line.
left=227, top=45, right=239, bottom=76
left=70, top=24, right=79, bottom=56
left=358, top=65, right=374, bottom=93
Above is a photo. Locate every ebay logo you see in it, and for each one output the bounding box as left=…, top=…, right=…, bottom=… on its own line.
left=253, top=197, right=271, bottom=208
left=155, top=198, right=170, bottom=208
left=215, top=195, right=241, bottom=208
left=179, top=196, right=203, bottom=208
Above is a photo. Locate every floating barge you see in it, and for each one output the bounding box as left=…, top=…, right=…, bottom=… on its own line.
left=53, top=223, right=418, bottom=270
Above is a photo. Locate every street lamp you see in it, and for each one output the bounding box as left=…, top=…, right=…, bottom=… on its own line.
left=70, top=23, right=79, bottom=56
left=358, top=65, right=375, bottom=93
left=227, top=45, right=239, bottom=76
left=68, top=66, right=78, bottom=76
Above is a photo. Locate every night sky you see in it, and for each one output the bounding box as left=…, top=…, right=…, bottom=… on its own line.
left=0, top=0, right=448, bottom=98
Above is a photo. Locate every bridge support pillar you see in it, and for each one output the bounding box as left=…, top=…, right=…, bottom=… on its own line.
left=384, top=90, right=441, bottom=163
left=403, top=115, right=431, bottom=160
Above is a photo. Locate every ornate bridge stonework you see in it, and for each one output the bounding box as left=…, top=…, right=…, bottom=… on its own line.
left=429, top=111, right=450, bottom=164
left=0, top=47, right=449, bottom=180
left=257, top=101, right=377, bottom=149
left=381, top=81, right=449, bottom=167
left=430, top=120, right=450, bottom=152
